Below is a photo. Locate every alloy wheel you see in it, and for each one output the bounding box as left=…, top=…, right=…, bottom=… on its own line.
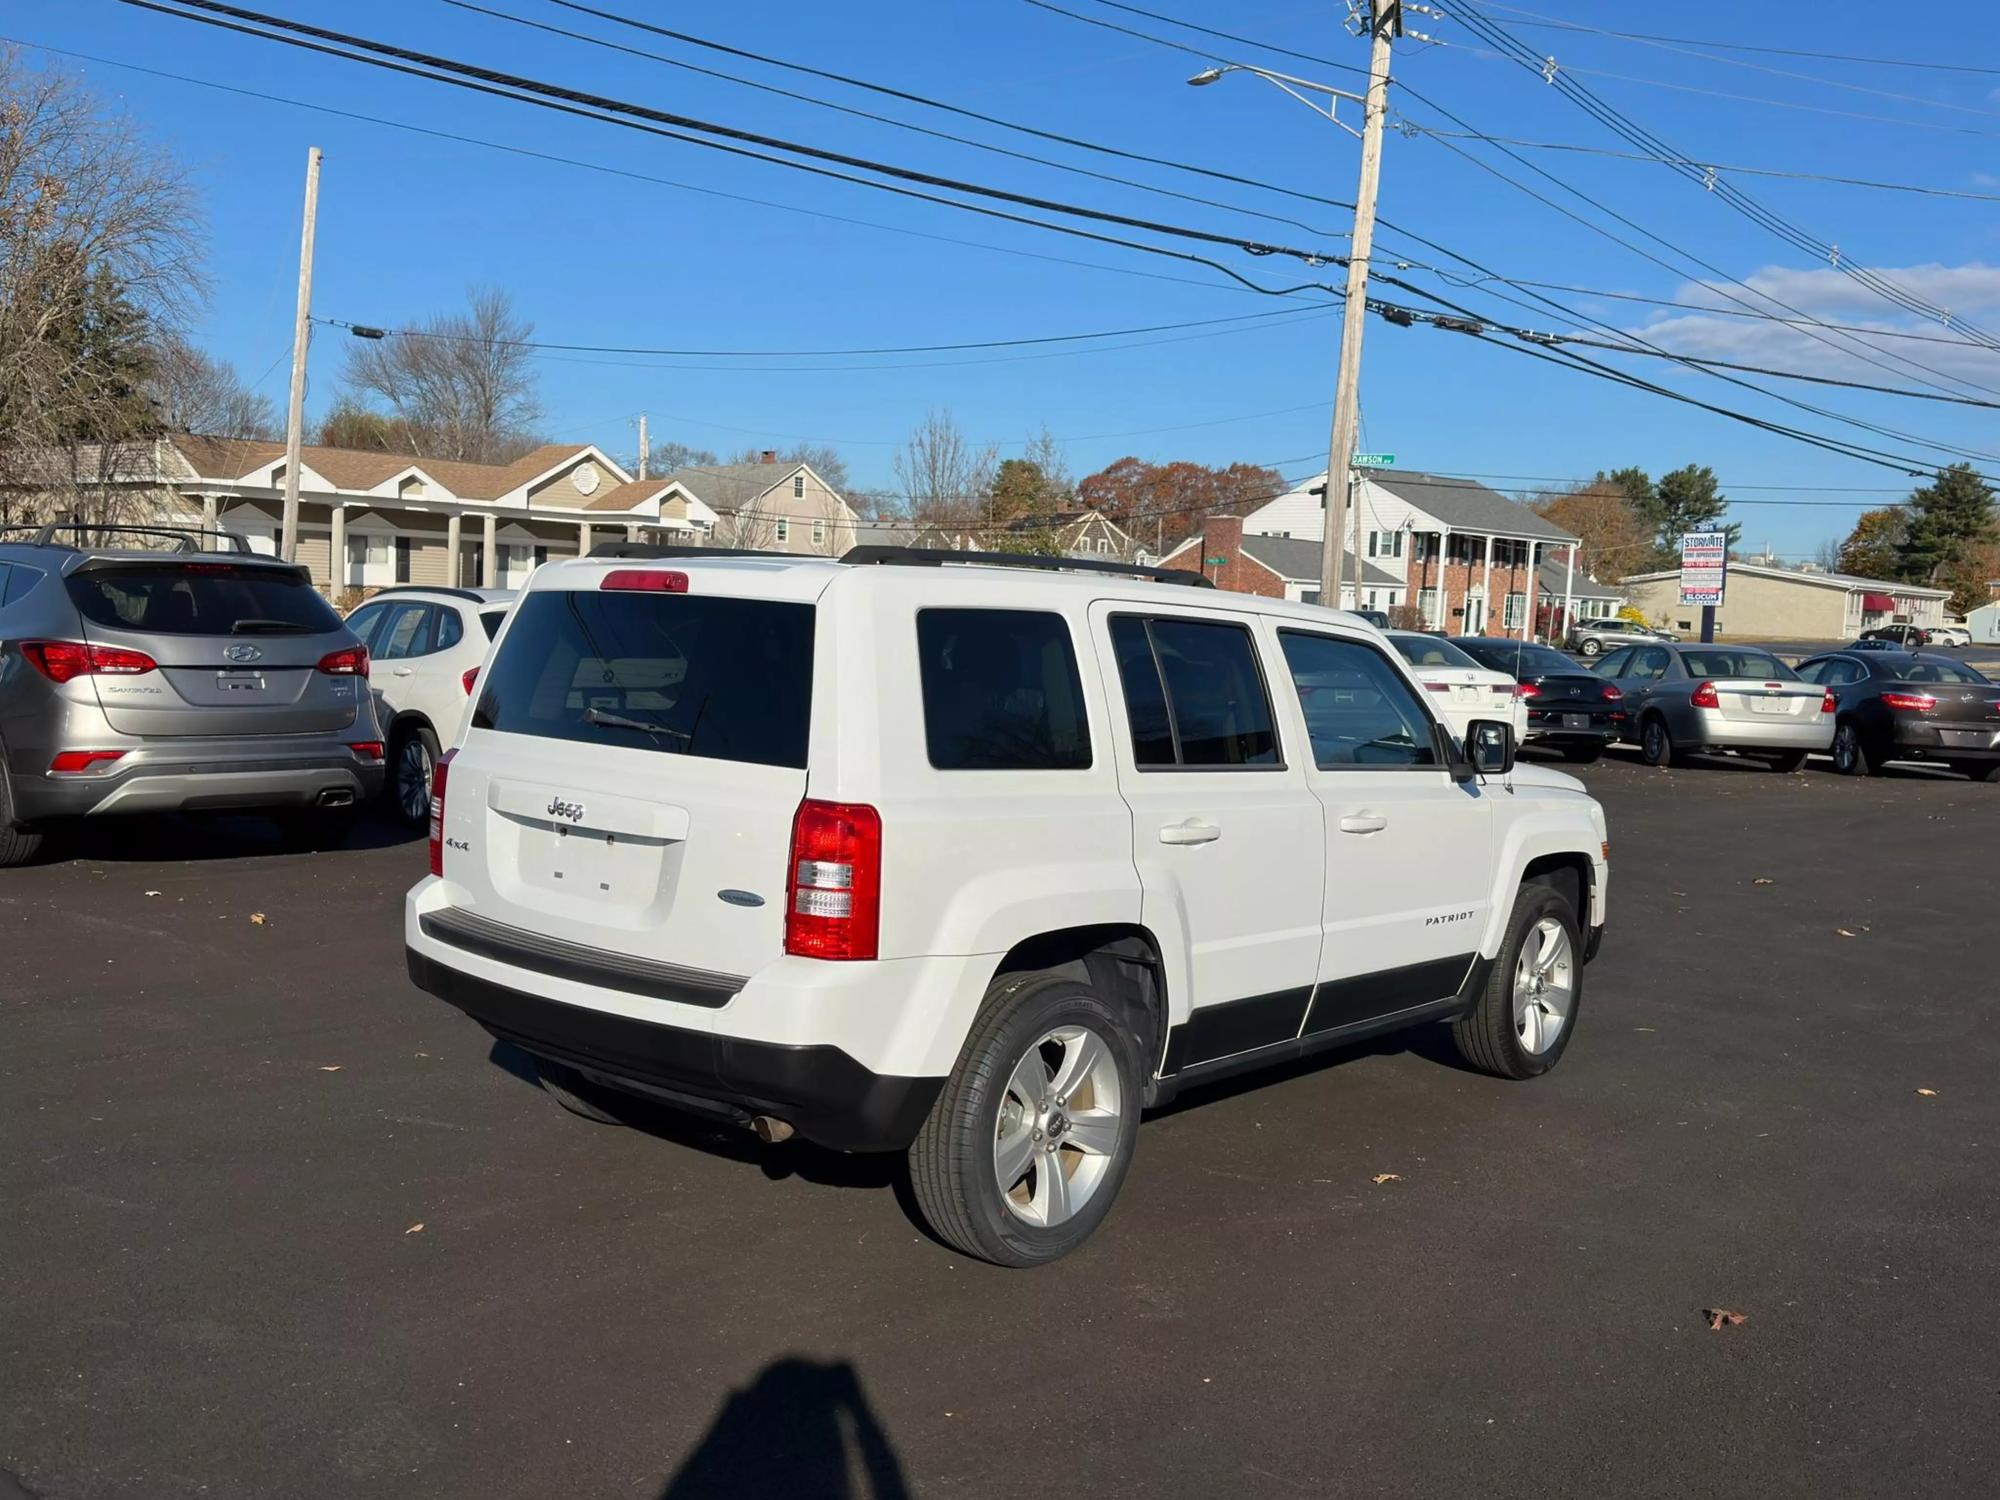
left=1833, top=725, right=1858, bottom=774
left=993, top=1024, right=1124, bottom=1228
left=397, top=737, right=434, bottom=823
left=1514, top=917, right=1574, bottom=1055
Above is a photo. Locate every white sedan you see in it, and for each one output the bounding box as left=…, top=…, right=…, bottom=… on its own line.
left=1386, top=632, right=1531, bottom=747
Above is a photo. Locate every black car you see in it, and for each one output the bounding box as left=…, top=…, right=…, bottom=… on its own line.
left=1859, top=624, right=1931, bottom=647
left=1796, top=649, right=2000, bottom=780
left=1451, top=636, right=1626, bottom=763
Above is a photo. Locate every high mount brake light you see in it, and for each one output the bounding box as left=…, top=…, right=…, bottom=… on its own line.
left=601, top=570, right=689, bottom=593
left=23, top=641, right=156, bottom=683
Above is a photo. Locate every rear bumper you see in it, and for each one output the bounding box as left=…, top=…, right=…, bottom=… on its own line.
left=407, top=948, right=942, bottom=1152
left=1888, top=722, right=2000, bottom=761
left=10, top=745, right=383, bottom=821
left=1686, top=710, right=1835, bottom=752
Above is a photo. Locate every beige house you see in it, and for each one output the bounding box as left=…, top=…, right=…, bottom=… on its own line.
left=1622, top=561, right=1951, bottom=641
left=658, top=452, right=859, bottom=556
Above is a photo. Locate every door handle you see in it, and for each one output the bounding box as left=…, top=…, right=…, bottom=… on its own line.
left=1159, top=818, right=1221, bottom=846
left=1339, top=814, right=1388, bottom=835
left=391, top=667, right=414, bottom=676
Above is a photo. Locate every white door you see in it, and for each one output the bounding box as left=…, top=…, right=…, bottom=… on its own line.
left=1465, top=590, right=1486, bottom=634
left=1092, top=604, right=1324, bottom=1072
left=1268, top=625, right=1493, bottom=1031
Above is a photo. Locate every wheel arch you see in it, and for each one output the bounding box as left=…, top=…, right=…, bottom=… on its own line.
left=1520, top=853, right=1591, bottom=929
left=991, top=924, right=1170, bottom=1088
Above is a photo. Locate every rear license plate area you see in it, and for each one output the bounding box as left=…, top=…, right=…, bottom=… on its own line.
left=1563, top=713, right=1589, bottom=728
left=1752, top=697, right=1791, bottom=715
left=1941, top=729, right=1997, bottom=748
left=215, top=671, right=266, bottom=693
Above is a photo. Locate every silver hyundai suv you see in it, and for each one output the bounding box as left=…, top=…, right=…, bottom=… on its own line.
left=0, top=523, right=386, bottom=865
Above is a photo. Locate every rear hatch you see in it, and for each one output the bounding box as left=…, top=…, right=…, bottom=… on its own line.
left=436, top=565, right=823, bottom=983
left=64, top=557, right=362, bottom=737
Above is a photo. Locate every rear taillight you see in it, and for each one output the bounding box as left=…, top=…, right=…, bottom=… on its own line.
left=428, top=747, right=456, bottom=878
left=346, top=741, right=385, bottom=763
left=1690, top=680, right=1720, bottom=709
left=1821, top=690, right=1837, bottom=714
left=48, top=749, right=126, bottom=775
left=601, top=569, right=689, bottom=592
left=1496, top=683, right=1531, bottom=698
left=785, top=799, right=882, bottom=961
left=317, top=644, right=369, bottom=678
left=462, top=667, right=479, bottom=695
left=22, top=641, right=156, bottom=683
left=1881, top=691, right=1937, bottom=712
left=1600, top=684, right=1623, bottom=702
left=1424, top=682, right=1452, bottom=695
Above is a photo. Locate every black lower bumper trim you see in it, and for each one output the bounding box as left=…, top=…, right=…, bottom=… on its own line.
left=407, top=949, right=942, bottom=1152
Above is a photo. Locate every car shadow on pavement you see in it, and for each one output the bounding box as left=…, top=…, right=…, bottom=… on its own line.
left=657, top=1357, right=911, bottom=1500
left=34, top=806, right=421, bottom=864
left=1146, top=1024, right=1485, bottom=1122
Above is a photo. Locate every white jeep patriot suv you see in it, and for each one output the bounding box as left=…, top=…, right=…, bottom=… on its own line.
left=405, top=546, right=1609, bottom=1266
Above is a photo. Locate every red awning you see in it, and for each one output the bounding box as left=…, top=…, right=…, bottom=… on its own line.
left=1862, top=592, right=1896, bottom=611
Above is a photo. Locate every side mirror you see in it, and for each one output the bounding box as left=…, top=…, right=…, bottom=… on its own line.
left=1465, top=718, right=1516, bottom=776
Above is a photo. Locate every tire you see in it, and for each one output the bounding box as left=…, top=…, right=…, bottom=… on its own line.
left=1639, top=715, right=1681, bottom=768
left=1559, top=743, right=1606, bottom=765
left=908, top=970, right=1145, bottom=1268
left=535, top=1058, right=629, bottom=1124
left=273, top=806, right=357, bottom=851
left=1955, top=760, right=2000, bottom=784
left=1767, top=751, right=1809, bottom=773
left=0, top=772, right=44, bottom=869
left=390, top=724, right=440, bottom=829
left=1830, top=721, right=1880, bottom=778
left=1451, top=883, right=1583, bottom=1080
left=1576, top=637, right=1602, bottom=658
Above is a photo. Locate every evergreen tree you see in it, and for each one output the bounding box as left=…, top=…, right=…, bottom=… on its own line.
left=1651, top=464, right=1740, bottom=558
left=1895, top=463, right=1994, bottom=585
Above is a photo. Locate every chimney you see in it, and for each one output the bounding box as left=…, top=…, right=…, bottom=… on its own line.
left=759, top=449, right=777, bottom=464
left=1200, top=513, right=1245, bottom=589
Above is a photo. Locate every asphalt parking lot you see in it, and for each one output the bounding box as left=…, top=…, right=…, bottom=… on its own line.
left=4, top=749, right=1998, bottom=1499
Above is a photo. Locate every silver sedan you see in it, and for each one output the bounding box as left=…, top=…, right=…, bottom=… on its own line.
left=1589, top=642, right=1834, bottom=770
left=1567, top=619, right=1679, bottom=657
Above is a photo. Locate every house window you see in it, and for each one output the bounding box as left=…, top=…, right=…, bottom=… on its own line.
left=1365, top=589, right=1380, bottom=608
left=348, top=533, right=393, bottom=587
left=775, top=518, right=790, bottom=544
left=1418, top=587, right=1440, bottom=627
left=1504, top=591, right=1527, bottom=628
left=1097, top=538, right=1110, bottom=554
left=793, top=474, right=805, bottom=499
left=811, top=518, right=826, bottom=547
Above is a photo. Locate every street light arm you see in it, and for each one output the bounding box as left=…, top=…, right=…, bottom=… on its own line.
left=1186, top=63, right=1368, bottom=137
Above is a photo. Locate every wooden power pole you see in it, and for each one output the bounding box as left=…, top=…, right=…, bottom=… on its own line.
left=1319, top=1, right=1398, bottom=609
left=279, top=147, right=322, bottom=564
left=637, top=412, right=649, bottom=480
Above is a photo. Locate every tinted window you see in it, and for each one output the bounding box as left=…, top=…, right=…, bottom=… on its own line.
left=375, top=603, right=434, bottom=661
left=472, top=589, right=814, bottom=768
left=1897, top=659, right=1988, bottom=685
left=1627, top=647, right=1671, bottom=681
left=65, top=563, right=341, bottom=636
left=1390, top=634, right=1481, bottom=670
left=479, top=609, right=508, bottom=640
left=0, top=561, right=39, bottom=607
left=1280, top=632, right=1441, bottom=769
left=435, top=608, right=464, bottom=651
left=1458, top=640, right=1573, bottom=677
left=1681, top=650, right=1794, bottom=679
left=344, top=602, right=389, bottom=651
left=1592, top=646, right=1634, bottom=677
left=1107, top=616, right=1175, bottom=767
left=1148, top=617, right=1280, bottom=767
left=916, top=609, right=1090, bottom=770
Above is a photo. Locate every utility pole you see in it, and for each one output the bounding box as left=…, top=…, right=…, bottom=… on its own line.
left=279, top=147, right=322, bottom=563
left=637, top=412, right=649, bottom=480
left=1320, top=0, right=1398, bottom=609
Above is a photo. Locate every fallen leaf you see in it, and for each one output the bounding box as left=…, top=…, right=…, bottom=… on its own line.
left=1704, top=1308, right=1748, bottom=1330
left=249, top=913, right=267, bottom=925
left=1916, top=1088, right=1938, bottom=1098
left=1752, top=878, right=1774, bottom=886
left=405, top=1223, right=425, bottom=1235
left=144, top=889, right=163, bottom=897
left=1372, top=1173, right=1402, bottom=1185
left=1835, top=928, right=1856, bottom=937
left=318, top=1065, right=342, bottom=1073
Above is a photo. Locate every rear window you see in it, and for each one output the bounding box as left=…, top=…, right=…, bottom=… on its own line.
left=1109, top=615, right=1280, bottom=768
left=1682, top=650, right=1794, bottom=679
left=1389, top=634, right=1481, bottom=670
left=917, top=609, right=1090, bottom=770
left=1459, top=641, right=1572, bottom=677
left=1897, top=659, right=1988, bottom=685
left=471, top=589, right=814, bottom=769
left=65, top=563, right=341, bottom=636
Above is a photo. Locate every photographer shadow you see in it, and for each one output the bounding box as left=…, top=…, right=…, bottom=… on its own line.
left=658, top=1357, right=911, bottom=1500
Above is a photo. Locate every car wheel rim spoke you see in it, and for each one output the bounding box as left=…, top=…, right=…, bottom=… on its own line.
left=996, top=1024, right=1122, bottom=1228
left=1514, top=918, right=1572, bottom=1055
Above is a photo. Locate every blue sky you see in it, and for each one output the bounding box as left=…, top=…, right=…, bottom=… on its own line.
left=17, top=0, right=2000, bottom=557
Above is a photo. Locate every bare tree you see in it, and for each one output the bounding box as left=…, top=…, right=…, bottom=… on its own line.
left=146, top=331, right=278, bottom=439
left=339, top=286, right=544, bottom=463
left=731, top=442, right=850, bottom=497
left=893, top=409, right=995, bottom=532
left=0, top=47, right=204, bottom=523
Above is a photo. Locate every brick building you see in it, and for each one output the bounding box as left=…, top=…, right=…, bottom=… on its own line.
left=1159, top=516, right=1398, bottom=602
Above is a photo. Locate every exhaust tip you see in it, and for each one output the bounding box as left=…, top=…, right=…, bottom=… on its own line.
left=750, top=1115, right=794, bottom=1144
left=316, top=788, right=355, bottom=807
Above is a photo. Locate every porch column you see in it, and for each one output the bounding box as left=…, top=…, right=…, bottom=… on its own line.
left=626, top=524, right=642, bottom=544
left=329, top=504, right=347, bottom=593
left=482, top=512, right=498, bottom=588
left=578, top=519, right=593, bottom=556
left=445, top=512, right=462, bottom=587
left=1520, top=542, right=1539, bottom=641
left=1562, top=547, right=1576, bottom=643
left=200, top=493, right=218, bottom=534
left=1482, top=535, right=1496, bottom=634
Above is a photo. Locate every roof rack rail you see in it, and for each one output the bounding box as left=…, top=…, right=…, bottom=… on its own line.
left=586, top=541, right=804, bottom=561
left=358, top=584, right=497, bottom=604
left=840, top=545, right=1214, bottom=588
left=26, top=521, right=254, bottom=555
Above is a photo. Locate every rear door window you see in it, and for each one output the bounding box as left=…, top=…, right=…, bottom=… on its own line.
left=65, top=563, right=342, bottom=636
left=1107, top=614, right=1280, bottom=768
left=374, top=603, right=435, bottom=660
left=916, top=609, right=1090, bottom=770
left=1279, top=631, right=1441, bottom=769
left=1592, top=647, right=1635, bottom=677
left=434, top=608, right=464, bottom=651
left=344, top=602, right=389, bottom=651
left=472, top=588, right=814, bottom=768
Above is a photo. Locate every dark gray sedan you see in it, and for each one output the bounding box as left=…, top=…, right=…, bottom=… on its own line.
left=1589, top=642, right=1835, bottom=770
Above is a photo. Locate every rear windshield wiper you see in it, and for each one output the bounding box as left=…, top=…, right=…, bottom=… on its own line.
left=230, top=618, right=312, bottom=635
left=582, top=706, right=691, bottom=743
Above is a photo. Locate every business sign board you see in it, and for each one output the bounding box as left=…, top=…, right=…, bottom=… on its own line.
left=1679, top=530, right=1728, bottom=607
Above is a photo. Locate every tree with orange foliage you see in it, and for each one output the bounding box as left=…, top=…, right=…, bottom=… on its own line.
left=1075, top=457, right=1287, bottom=552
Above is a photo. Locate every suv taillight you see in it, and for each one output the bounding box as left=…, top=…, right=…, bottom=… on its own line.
left=785, top=799, right=882, bottom=961
left=428, top=748, right=456, bottom=878
left=22, top=641, right=157, bottom=683
left=1690, top=680, right=1720, bottom=709
left=317, top=644, right=369, bottom=678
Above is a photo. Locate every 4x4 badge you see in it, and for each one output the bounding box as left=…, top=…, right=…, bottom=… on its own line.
left=223, top=644, right=263, bottom=663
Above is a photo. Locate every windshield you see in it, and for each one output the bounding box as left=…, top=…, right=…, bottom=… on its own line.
left=1389, top=634, right=1481, bottom=670
left=1459, top=641, right=1574, bottom=677
left=471, top=589, right=814, bottom=768
left=1680, top=650, right=1796, bottom=680
left=65, top=562, right=341, bottom=636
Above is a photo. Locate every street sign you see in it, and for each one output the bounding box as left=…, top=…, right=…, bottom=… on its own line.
left=1204, top=555, right=1229, bottom=566
left=1678, top=530, right=1728, bottom=607
left=1352, top=453, right=1397, bottom=468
